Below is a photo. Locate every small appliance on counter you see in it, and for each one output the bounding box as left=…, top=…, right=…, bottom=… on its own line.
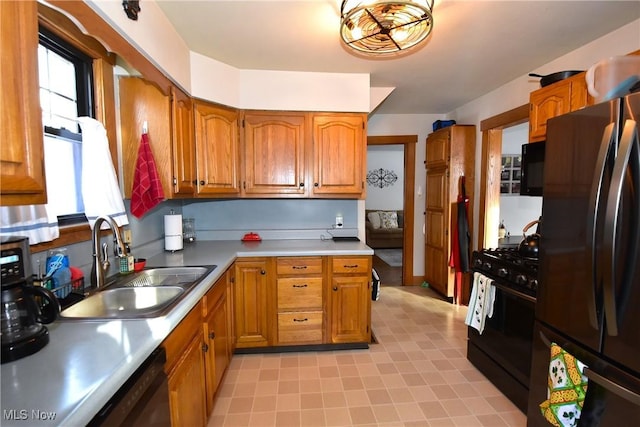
left=164, top=210, right=183, bottom=252
left=1, top=236, right=60, bottom=364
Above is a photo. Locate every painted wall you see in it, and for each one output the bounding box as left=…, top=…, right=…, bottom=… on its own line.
left=366, top=146, right=405, bottom=211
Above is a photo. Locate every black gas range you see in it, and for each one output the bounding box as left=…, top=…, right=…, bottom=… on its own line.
left=467, top=247, right=538, bottom=413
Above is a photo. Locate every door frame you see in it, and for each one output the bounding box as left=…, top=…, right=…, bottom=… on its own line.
left=367, top=135, right=417, bottom=285
left=478, top=105, right=529, bottom=249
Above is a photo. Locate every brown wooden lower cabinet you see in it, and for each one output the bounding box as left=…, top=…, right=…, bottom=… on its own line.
left=167, top=333, right=207, bottom=427
left=328, top=257, right=371, bottom=344
left=233, top=258, right=271, bottom=348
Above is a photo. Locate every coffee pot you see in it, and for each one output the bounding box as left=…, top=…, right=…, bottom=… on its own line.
left=1, top=236, right=61, bottom=363
left=1, top=281, right=60, bottom=363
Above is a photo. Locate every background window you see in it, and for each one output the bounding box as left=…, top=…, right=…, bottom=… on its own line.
left=38, top=29, right=94, bottom=223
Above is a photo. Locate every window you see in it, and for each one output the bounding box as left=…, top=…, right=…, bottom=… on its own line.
left=38, top=28, right=94, bottom=224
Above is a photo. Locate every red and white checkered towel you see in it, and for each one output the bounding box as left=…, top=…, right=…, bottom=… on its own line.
left=131, top=133, right=164, bottom=218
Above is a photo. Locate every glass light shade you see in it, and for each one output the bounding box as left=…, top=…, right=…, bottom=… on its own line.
left=340, top=0, right=434, bottom=55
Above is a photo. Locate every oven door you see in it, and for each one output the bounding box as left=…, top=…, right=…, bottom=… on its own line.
left=467, top=280, right=536, bottom=410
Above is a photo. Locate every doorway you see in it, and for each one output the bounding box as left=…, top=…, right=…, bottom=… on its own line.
left=478, top=105, right=529, bottom=249
left=367, top=135, right=417, bottom=285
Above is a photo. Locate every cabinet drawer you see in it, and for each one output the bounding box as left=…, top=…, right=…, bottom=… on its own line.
left=277, top=311, right=323, bottom=344
left=276, top=257, right=323, bottom=275
left=277, top=277, right=322, bottom=310
left=331, top=257, right=370, bottom=274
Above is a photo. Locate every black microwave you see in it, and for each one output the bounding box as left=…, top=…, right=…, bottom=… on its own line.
left=520, top=141, right=545, bottom=196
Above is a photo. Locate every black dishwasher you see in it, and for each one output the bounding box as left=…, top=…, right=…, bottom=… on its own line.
left=89, top=347, right=170, bottom=426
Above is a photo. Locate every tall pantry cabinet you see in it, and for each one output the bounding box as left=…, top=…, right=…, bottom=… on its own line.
left=424, top=125, right=476, bottom=301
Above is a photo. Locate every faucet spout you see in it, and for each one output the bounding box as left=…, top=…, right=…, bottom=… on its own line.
left=91, top=215, right=128, bottom=289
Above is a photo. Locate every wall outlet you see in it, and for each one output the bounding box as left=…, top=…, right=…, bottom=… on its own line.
left=123, top=229, right=132, bottom=244
left=335, top=215, right=343, bottom=229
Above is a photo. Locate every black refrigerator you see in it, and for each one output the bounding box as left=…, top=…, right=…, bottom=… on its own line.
left=527, top=92, right=640, bottom=426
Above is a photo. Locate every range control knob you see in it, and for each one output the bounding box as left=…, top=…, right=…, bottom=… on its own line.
left=497, top=268, right=508, bottom=278
left=515, top=275, right=528, bottom=286
left=483, top=262, right=492, bottom=270
left=474, top=258, right=483, bottom=268
left=529, top=279, right=539, bottom=290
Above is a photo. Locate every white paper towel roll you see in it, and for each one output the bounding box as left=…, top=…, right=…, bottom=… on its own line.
left=164, top=214, right=183, bottom=251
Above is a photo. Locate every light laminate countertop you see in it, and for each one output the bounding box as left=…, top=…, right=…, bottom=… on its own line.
left=1, top=239, right=372, bottom=426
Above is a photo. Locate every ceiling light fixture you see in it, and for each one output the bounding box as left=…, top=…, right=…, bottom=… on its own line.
left=340, top=0, right=434, bottom=56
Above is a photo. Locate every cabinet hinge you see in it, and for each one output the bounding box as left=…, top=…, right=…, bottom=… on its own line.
left=242, top=119, right=245, bottom=128
left=446, top=171, right=449, bottom=177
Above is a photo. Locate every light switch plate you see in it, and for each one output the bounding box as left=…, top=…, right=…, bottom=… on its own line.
left=123, top=229, right=132, bottom=244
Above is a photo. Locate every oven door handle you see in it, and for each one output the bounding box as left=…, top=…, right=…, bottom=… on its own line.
left=490, top=280, right=536, bottom=304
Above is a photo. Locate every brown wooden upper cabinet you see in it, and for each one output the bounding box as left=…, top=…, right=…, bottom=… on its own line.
left=193, top=101, right=242, bottom=197
left=311, top=113, right=367, bottom=198
left=242, top=111, right=309, bottom=197
left=529, top=72, right=593, bottom=142
left=171, top=86, right=197, bottom=196
left=0, top=1, right=47, bottom=206
left=118, top=77, right=174, bottom=199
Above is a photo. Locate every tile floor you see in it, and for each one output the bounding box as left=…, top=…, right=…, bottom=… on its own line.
left=208, top=286, right=527, bottom=426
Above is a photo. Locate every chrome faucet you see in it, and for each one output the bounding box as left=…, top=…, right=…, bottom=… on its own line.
left=91, top=215, right=128, bottom=289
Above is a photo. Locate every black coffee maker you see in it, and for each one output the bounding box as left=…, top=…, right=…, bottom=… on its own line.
left=1, top=236, right=60, bottom=363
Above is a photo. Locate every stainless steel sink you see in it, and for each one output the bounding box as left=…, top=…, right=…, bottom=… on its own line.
left=59, top=265, right=215, bottom=320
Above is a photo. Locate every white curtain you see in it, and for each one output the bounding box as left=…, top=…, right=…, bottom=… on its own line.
left=0, top=204, right=59, bottom=244
left=77, top=117, right=129, bottom=229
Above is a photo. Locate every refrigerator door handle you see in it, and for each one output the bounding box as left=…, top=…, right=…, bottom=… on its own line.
left=602, top=119, right=640, bottom=336
left=584, top=368, right=640, bottom=406
left=586, top=122, right=616, bottom=330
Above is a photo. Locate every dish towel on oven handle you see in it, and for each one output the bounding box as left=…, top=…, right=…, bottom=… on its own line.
left=464, top=272, right=496, bottom=334
left=539, top=343, right=589, bottom=427
left=131, top=133, right=165, bottom=218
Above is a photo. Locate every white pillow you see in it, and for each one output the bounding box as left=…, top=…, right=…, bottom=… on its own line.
left=379, top=211, right=398, bottom=229
left=367, top=212, right=381, bottom=229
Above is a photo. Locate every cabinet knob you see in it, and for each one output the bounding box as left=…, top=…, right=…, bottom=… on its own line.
left=209, top=331, right=215, bottom=340
left=200, top=180, right=205, bottom=185
left=314, top=183, right=319, bottom=187
left=333, top=286, right=338, bottom=291
left=260, top=270, right=266, bottom=275
left=192, top=180, right=198, bottom=185
left=299, top=182, right=304, bottom=188
left=202, top=343, right=209, bottom=352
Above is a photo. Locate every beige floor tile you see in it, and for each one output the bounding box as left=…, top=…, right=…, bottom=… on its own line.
left=212, top=286, right=527, bottom=427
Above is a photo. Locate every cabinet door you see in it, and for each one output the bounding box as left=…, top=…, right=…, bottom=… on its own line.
left=118, top=77, right=173, bottom=199
left=0, top=0, right=47, bottom=206
left=171, top=86, right=196, bottom=196
left=529, top=81, right=571, bottom=142
left=203, top=290, right=229, bottom=414
left=194, top=101, right=241, bottom=196
left=424, top=169, right=452, bottom=297
left=311, top=114, right=366, bottom=198
left=242, top=112, right=308, bottom=196
left=329, top=275, right=370, bottom=343
left=425, top=129, right=450, bottom=169
left=167, top=334, right=207, bottom=427
left=569, top=73, right=593, bottom=111
left=233, top=259, right=270, bottom=348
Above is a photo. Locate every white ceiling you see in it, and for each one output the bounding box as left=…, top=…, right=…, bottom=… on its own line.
left=155, top=0, right=640, bottom=114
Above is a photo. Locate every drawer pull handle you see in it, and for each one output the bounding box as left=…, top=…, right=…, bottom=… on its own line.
left=293, top=284, right=308, bottom=288
left=292, top=266, right=307, bottom=270
left=293, top=318, right=308, bottom=322
left=343, top=264, right=358, bottom=268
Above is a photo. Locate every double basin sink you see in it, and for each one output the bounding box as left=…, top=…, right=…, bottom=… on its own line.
left=59, top=266, right=216, bottom=320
